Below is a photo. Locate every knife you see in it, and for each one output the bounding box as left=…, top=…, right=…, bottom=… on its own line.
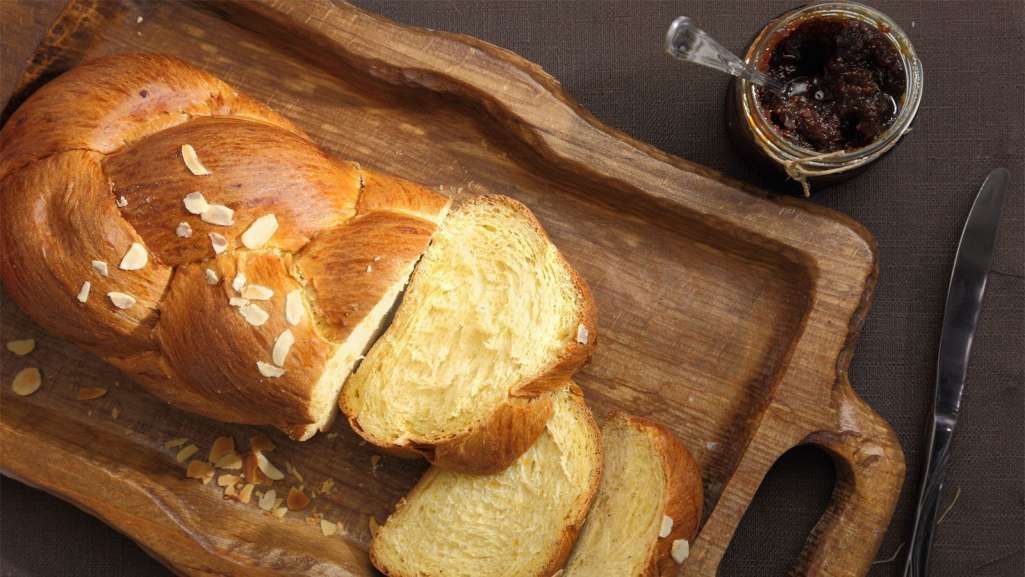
left=904, top=168, right=1010, bottom=577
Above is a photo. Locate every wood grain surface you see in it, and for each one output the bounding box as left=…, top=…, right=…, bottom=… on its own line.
left=0, top=1, right=904, bottom=576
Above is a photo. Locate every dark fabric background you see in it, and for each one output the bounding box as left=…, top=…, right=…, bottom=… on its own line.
left=1, top=1, right=1022, bottom=576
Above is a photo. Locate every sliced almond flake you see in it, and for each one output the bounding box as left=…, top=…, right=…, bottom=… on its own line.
left=77, top=281, right=91, bottom=303
left=250, top=434, right=276, bottom=453
left=274, top=497, right=284, bottom=509
left=6, top=339, right=35, bottom=356
left=285, top=289, right=304, bottom=326
left=257, top=360, right=285, bottom=377
left=228, top=297, right=249, bottom=307
left=181, top=144, right=211, bottom=176
left=232, top=273, right=247, bottom=292
left=217, top=474, right=240, bottom=487
left=240, top=304, right=269, bottom=326
left=209, top=232, right=228, bottom=255
left=241, top=214, right=278, bottom=249
left=176, top=444, right=199, bottom=463
left=205, top=268, right=220, bottom=285
left=256, top=452, right=285, bottom=480
left=272, top=506, right=288, bottom=518
left=287, top=486, right=310, bottom=511
left=77, top=387, right=107, bottom=400
left=11, top=367, right=42, bottom=396
left=116, top=195, right=128, bottom=208
left=215, top=452, right=243, bottom=470
left=107, top=291, right=135, bottom=309
left=659, top=515, right=674, bottom=538
left=258, top=489, right=277, bottom=511
left=238, top=483, right=255, bottom=504
left=320, top=519, right=337, bottom=536
left=208, top=436, right=235, bottom=463
left=285, top=461, right=303, bottom=483
left=576, top=323, right=589, bottom=345
left=671, top=539, right=690, bottom=564
left=241, top=284, right=273, bottom=300
left=224, top=484, right=239, bottom=498
left=272, top=329, right=295, bottom=367
left=201, top=204, right=235, bottom=226
left=243, top=453, right=268, bottom=484
left=319, top=479, right=335, bottom=494
left=183, top=192, right=209, bottom=214
left=91, top=260, right=109, bottom=277
left=186, top=460, right=215, bottom=484
left=119, top=242, right=148, bottom=270
left=176, top=221, right=193, bottom=238
left=164, top=437, right=189, bottom=448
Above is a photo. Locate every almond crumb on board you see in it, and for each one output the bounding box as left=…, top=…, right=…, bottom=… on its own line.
left=272, top=506, right=288, bottom=518
left=116, top=195, right=128, bottom=208
left=208, top=436, right=235, bottom=463
left=77, top=387, right=107, bottom=400
left=11, top=367, right=42, bottom=396
left=183, top=191, right=209, bottom=214
left=287, top=486, right=310, bottom=511
left=659, top=515, right=674, bottom=538
left=238, top=483, right=255, bottom=504
left=6, top=339, right=35, bottom=356
left=215, top=452, right=243, bottom=470
left=224, top=483, right=239, bottom=498
left=241, top=214, right=278, bottom=249
left=164, top=437, right=189, bottom=449
left=319, top=478, right=335, bottom=494
left=119, top=242, right=148, bottom=270
left=320, top=519, right=337, bottom=536
left=217, top=474, right=239, bottom=487
left=176, top=444, right=200, bottom=463
left=325, top=432, right=338, bottom=440
left=671, top=539, right=690, bottom=564
left=77, top=281, right=91, bottom=303
left=111, top=406, right=120, bottom=419
left=250, top=433, right=276, bottom=453
left=258, top=489, right=277, bottom=512
left=91, top=260, right=109, bottom=277
left=256, top=452, right=285, bottom=480
left=285, top=461, right=304, bottom=483
left=186, top=460, right=215, bottom=484
left=181, top=144, right=211, bottom=176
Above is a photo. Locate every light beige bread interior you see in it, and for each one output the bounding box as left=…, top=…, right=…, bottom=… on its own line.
left=370, top=385, right=602, bottom=577
left=0, top=53, right=450, bottom=440
left=341, top=195, right=596, bottom=472
left=562, top=413, right=704, bottom=577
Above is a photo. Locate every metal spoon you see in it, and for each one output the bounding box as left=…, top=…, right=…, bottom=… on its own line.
left=665, top=16, right=787, bottom=95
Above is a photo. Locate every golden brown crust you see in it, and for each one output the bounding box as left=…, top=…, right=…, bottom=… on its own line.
left=0, top=53, right=449, bottom=439
left=610, top=414, right=703, bottom=577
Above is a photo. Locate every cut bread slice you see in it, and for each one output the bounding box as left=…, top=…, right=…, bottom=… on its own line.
left=370, top=385, right=602, bottom=577
left=341, top=194, right=596, bottom=472
left=562, top=413, right=704, bottom=577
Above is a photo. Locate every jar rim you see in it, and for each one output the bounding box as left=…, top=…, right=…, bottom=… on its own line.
left=740, top=1, right=924, bottom=171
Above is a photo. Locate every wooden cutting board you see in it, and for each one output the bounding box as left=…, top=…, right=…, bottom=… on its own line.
left=0, top=1, right=905, bottom=576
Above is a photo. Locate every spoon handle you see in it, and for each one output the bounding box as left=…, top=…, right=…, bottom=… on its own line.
left=664, top=16, right=785, bottom=93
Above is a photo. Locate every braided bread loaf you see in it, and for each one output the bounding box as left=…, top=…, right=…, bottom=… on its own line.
left=0, top=53, right=449, bottom=440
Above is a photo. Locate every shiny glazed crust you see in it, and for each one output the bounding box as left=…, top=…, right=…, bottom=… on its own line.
left=0, top=53, right=449, bottom=439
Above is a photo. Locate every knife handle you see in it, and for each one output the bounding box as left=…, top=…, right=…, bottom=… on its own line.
left=904, top=420, right=955, bottom=577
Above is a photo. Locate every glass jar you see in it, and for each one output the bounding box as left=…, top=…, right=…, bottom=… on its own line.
left=725, top=1, right=923, bottom=194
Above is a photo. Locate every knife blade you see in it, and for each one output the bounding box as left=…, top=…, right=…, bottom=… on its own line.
left=904, top=167, right=1010, bottom=577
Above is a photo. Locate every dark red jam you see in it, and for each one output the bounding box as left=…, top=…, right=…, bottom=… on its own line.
left=757, top=17, right=906, bottom=152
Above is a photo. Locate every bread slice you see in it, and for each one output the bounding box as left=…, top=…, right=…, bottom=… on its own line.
left=562, top=414, right=704, bottom=577
left=370, top=385, right=602, bottom=577
left=341, top=194, right=596, bottom=472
